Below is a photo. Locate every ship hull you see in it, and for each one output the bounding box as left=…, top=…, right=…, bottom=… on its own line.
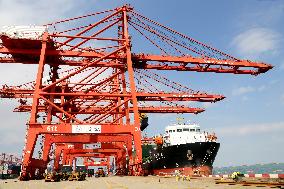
left=152, top=166, right=212, bottom=176
left=142, top=142, right=220, bottom=176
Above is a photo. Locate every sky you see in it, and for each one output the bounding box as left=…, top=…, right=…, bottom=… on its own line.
left=0, top=0, right=283, bottom=167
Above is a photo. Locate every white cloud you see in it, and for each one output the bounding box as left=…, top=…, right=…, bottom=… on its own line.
left=232, top=86, right=255, bottom=96
left=0, top=0, right=88, bottom=27
left=232, top=85, right=267, bottom=96
left=232, top=27, right=281, bottom=59
left=216, top=122, right=284, bottom=136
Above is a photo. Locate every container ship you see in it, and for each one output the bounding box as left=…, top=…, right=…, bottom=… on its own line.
left=141, top=121, right=220, bottom=176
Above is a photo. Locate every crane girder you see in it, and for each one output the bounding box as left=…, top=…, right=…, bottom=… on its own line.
left=0, top=87, right=224, bottom=102
left=0, top=46, right=272, bottom=74
left=14, top=105, right=205, bottom=114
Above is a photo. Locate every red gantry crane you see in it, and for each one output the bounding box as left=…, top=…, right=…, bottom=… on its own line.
left=48, top=135, right=131, bottom=172
left=0, top=5, right=272, bottom=179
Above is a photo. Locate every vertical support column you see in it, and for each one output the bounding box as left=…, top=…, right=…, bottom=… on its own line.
left=121, top=70, right=130, bottom=124
left=122, top=6, right=142, bottom=165
left=21, top=130, right=39, bottom=177
left=113, top=68, right=121, bottom=123
left=116, top=151, right=122, bottom=171
left=60, top=83, right=67, bottom=122
left=62, top=150, right=68, bottom=165
left=46, top=66, right=58, bottom=123
left=21, top=32, right=48, bottom=180
left=126, top=136, right=133, bottom=162
left=107, top=156, right=111, bottom=173
left=73, top=156, right=76, bottom=169
left=83, top=157, right=88, bottom=166
left=30, top=32, right=48, bottom=123
left=42, top=134, right=52, bottom=163
left=68, top=154, right=74, bottom=167
left=54, top=144, right=64, bottom=171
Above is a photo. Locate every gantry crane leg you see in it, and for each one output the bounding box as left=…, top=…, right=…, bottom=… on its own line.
left=20, top=130, right=39, bottom=180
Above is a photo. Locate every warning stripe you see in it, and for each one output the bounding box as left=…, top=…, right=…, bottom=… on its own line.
left=209, top=173, right=284, bottom=179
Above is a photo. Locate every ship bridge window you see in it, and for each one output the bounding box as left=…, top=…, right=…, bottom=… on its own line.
left=190, top=129, right=195, bottom=132
left=166, top=131, right=168, bottom=133
left=173, top=130, right=175, bottom=132
left=183, top=128, right=189, bottom=132
left=169, top=130, right=172, bottom=133
left=177, top=129, right=182, bottom=132
left=196, top=129, right=200, bottom=132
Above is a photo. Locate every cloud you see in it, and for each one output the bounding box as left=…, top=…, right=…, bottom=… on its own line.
left=232, top=85, right=267, bottom=96
left=232, top=27, right=281, bottom=59
left=216, top=122, right=284, bottom=136
left=232, top=86, right=255, bottom=96
left=0, top=0, right=89, bottom=27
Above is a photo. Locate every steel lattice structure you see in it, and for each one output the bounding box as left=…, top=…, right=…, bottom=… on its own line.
left=0, top=5, right=272, bottom=179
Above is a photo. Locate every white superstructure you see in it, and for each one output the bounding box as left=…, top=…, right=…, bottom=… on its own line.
left=163, top=122, right=216, bottom=146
